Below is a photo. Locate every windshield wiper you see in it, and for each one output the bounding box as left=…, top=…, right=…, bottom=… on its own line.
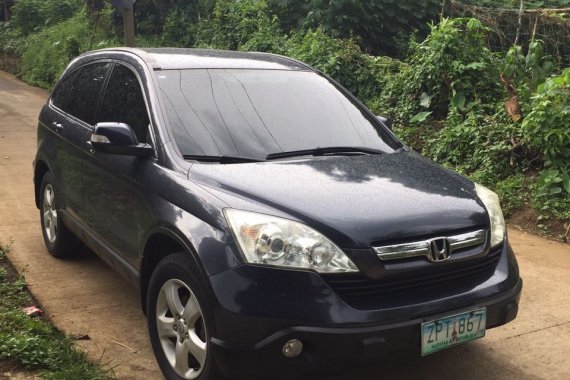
left=183, top=155, right=263, bottom=164
left=266, top=146, right=385, bottom=160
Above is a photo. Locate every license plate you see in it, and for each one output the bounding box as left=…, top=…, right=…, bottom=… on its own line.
left=421, top=308, right=486, bottom=356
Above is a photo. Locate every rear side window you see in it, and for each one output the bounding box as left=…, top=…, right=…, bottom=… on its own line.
left=97, top=64, right=150, bottom=143
left=51, top=70, right=79, bottom=111
left=67, top=62, right=110, bottom=125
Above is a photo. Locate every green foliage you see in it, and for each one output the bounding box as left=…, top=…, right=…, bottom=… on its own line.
left=0, top=242, right=7, bottom=260
left=535, top=168, right=570, bottom=196
left=532, top=168, right=570, bottom=220
left=19, top=11, right=117, bottom=88
left=0, top=241, right=113, bottom=378
left=159, top=2, right=212, bottom=48
left=2, top=2, right=569, bottom=226
left=194, top=0, right=283, bottom=52
left=286, top=29, right=401, bottom=103
left=461, top=0, right=570, bottom=8
left=492, top=174, right=527, bottom=216
left=377, top=17, right=568, bottom=221
left=269, top=0, right=440, bottom=56
left=523, top=68, right=570, bottom=170
left=10, top=0, right=82, bottom=35
left=502, top=41, right=556, bottom=100
left=427, top=108, right=520, bottom=180
left=380, top=18, right=501, bottom=124
left=523, top=67, right=570, bottom=218
left=0, top=20, right=24, bottom=54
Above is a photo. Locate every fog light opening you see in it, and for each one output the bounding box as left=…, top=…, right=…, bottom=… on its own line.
left=282, top=339, right=303, bottom=358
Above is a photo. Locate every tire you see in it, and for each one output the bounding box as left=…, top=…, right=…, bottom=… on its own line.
left=147, top=253, right=225, bottom=380
left=39, top=172, right=80, bottom=258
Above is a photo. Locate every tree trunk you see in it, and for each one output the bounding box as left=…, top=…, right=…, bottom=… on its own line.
left=3, top=0, right=10, bottom=22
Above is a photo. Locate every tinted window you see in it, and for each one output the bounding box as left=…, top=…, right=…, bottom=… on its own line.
left=51, top=70, right=79, bottom=111
left=98, top=64, right=150, bottom=143
left=67, top=62, right=110, bottom=125
left=155, top=69, right=400, bottom=158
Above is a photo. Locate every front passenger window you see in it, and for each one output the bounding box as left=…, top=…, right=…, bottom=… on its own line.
left=97, top=64, right=150, bottom=143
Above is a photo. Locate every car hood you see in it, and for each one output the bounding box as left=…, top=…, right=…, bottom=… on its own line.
left=188, top=151, right=489, bottom=248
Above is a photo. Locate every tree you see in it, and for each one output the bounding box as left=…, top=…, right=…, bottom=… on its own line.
left=10, top=0, right=82, bottom=35
left=2, top=0, right=14, bottom=21
left=268, top=0, right=440, bottom=56
left=85, top=0, right=105, bottom=17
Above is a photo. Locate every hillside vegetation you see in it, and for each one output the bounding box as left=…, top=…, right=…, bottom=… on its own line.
left=0, top=0, right=568, bottom=238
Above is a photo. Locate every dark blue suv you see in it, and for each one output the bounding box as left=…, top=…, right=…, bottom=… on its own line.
left=34, top=48, right=522, bottom=380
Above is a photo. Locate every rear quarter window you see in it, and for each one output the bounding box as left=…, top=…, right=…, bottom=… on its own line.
left=66, top=62, right=110, bottom=125
left=51, top=70, right=79, bottom=112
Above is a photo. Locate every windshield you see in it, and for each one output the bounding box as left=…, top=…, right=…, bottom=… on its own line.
left=155, top=69, right=401, bottom=159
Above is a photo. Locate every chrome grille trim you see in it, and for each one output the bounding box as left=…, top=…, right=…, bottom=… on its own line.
left=374, top=229, right=487, bottom=261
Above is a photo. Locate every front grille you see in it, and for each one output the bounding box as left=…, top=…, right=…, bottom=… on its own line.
left=323, top=247, right=502, bottom=310
left=373, top=229, right=487, bottom=262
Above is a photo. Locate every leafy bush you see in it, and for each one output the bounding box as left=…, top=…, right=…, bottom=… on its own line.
left=522, top=68, right=570, bottom=218
left=380, top=18, right=501, bottom=124
left=502, top=41, right=556, bottom=101
left=531, top=168, right=570, bottom=220
left=160, top=6, right=203, bottom=48
left=488, top=173, right=527, bottom=216
left=524, top=68, right=570, bottom=171
left=269, top=0, right=440, bottom=56
left=191, top=0, right=280, bottom=51
left=10, top=0, right=82, bottom=35
left=19, top=11, right=117, bottom=88
left=287, top=28, right=403, bottom=104
left=2, top=4, right=569, bottom=227
left=0, top=21, right=24, bottom=54
left=428, top=108, right=519, bottom=178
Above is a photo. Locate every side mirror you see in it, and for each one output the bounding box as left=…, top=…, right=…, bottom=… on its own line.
left=376, top=115, right=394, bottom=131
left=90, top=122, right=153, bottom=157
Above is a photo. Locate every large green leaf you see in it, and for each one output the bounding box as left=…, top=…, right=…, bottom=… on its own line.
left=563, top=177, right=570, bottom=194
left=410, top=111, right=432, bottom=123
left=419, top=92, right=432, bottom=108
left=451, top=91, right=466, bottom=110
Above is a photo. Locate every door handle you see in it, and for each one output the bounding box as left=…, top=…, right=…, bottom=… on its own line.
left=51, top=122, right=63, bottom=133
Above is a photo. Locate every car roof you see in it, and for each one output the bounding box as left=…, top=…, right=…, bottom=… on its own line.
left=87, top=47, right=312, bottom=71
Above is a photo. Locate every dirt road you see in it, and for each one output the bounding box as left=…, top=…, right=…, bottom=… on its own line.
left=0, top=71, right=569, bottom=380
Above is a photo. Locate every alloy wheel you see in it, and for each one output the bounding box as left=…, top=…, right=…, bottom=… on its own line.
left=156, top=278, right=207, bottom=379
left=43, top=184, right=58, bottom=243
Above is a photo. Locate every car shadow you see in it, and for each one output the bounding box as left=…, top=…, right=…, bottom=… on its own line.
left=292, top=341, right=535, bottom=380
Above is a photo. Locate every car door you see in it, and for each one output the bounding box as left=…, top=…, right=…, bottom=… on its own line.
left=47, top=62, right=111, bottom=225
left=82, top=62, right=156, bottom=272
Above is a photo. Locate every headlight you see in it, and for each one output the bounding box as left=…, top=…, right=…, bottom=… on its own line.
left=475, top=183, right=506, bottom=248
left=224, top=209, right=358, bottom=273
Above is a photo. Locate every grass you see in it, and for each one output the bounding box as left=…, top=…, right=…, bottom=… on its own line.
left=0, top=241, right=114, bottom=379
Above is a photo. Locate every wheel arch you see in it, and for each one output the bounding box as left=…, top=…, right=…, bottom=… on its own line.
left=34, top=159, right=51, bottom=209
left=140, top=226, right=206, bottom=314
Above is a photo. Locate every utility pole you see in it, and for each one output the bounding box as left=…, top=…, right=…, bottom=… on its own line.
left=111, top=0, right=135, bottom=47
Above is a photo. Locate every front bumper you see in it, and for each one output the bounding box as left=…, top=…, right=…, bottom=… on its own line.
left=208, top=241, right=522, bottom=378
left=210, top=279, right=521, bottom=378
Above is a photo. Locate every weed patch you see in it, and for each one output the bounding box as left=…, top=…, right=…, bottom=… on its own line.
left=0, top=242, right=114, bottom=379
